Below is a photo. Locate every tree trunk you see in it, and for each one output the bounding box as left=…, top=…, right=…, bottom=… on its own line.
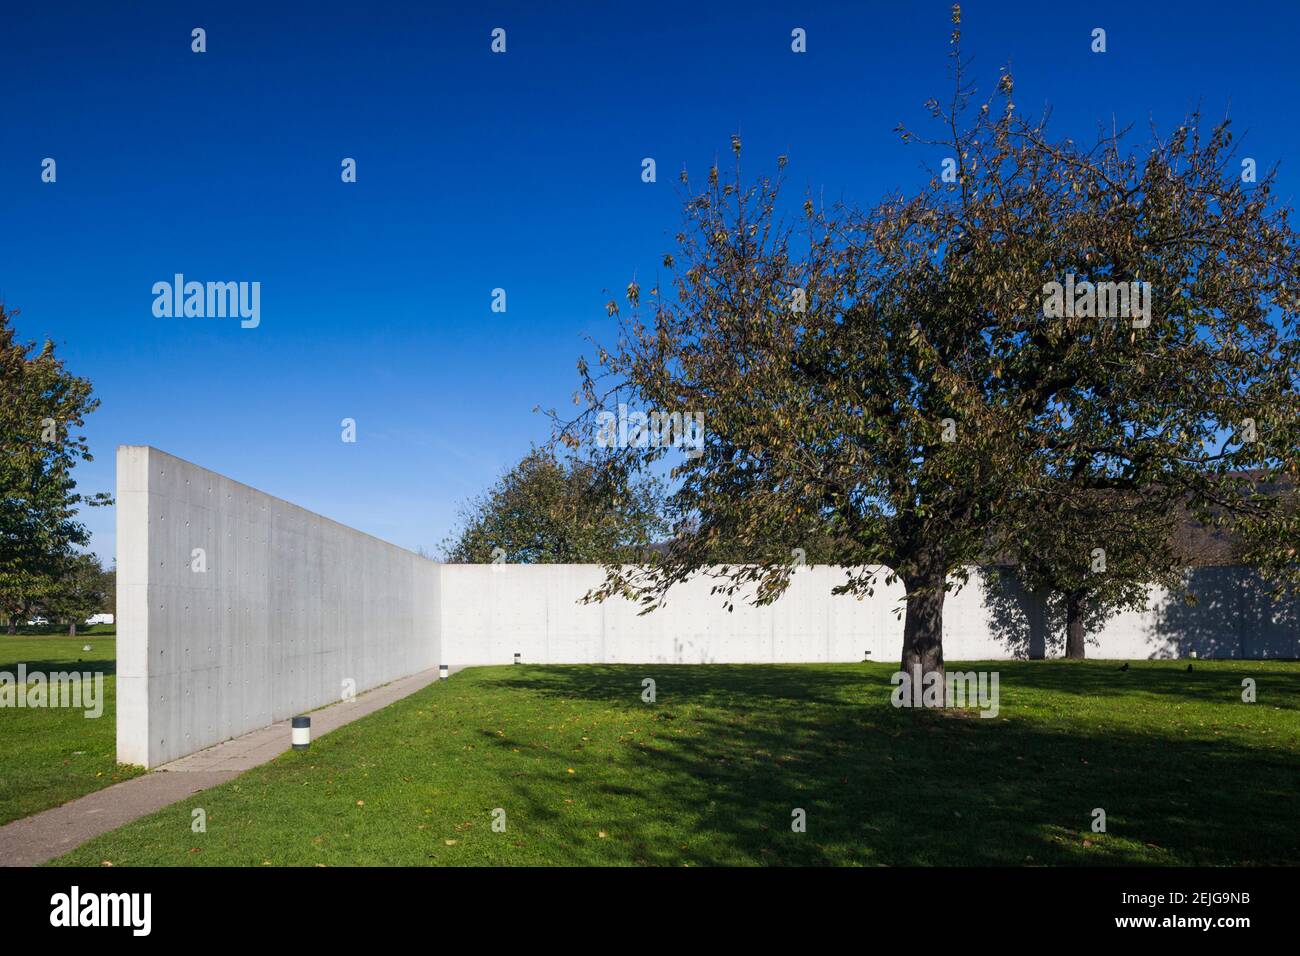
left=68, top=621, right=77, bottom=638
left=901, top=571, right=947, bottom=702
left=6, top=617, right=15, bottom=636
left=1065, top=590, right=1086, bottom=659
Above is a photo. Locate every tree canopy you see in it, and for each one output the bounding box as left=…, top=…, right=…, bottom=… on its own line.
left=439, top=446, right=668, bottom=564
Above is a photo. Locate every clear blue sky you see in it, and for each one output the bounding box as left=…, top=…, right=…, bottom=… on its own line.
left=3, top=1, right=1296, bottom=565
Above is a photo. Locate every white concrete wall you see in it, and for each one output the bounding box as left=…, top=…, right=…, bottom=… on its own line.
left=952, top=566, right=1298, bottom=660
left=441, top=565, right=1298, bottom=665
left=438, top=564, right=906, bottom=665
left=116, top=447, right=440, bottom=768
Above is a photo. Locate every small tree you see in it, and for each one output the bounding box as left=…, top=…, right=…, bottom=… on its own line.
left=995, top=488, right=1184, bottom=658
left=43, top=552, right=109, bottom=637
left=440, top=447, right=667, bottom=564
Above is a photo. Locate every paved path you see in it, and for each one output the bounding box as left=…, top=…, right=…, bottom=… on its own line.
left=0, top=667, right=453, bottom=866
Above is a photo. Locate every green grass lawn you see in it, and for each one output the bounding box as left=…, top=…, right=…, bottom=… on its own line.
left=0, top=626, right=142, bottom=826
left=48, top=659, right=1299, bottom=866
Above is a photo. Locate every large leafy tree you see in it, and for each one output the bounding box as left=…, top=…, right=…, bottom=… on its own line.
left=440, top=446, right=667, bottom=564
left=557, top=7, right=1300, bottom=693
left=0, top=305, right=109, bottom=631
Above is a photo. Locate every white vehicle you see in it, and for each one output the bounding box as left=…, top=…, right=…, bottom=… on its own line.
left=85, top=613, right=115, bottom=625
left=26, top=616, right=49, bottom=625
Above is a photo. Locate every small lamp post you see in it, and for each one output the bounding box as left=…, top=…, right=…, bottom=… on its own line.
left=291, top=715, right=311, bottom=750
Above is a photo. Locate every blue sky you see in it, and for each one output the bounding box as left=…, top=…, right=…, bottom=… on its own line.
left=3, top=1, right=1296, bottom=564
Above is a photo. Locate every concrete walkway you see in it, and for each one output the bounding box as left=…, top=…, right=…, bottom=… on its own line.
left=0, top=667, right=452, bottom=867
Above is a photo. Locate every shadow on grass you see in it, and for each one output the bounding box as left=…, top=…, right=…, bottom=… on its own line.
left=488, top=664, right=1299, bottom=866
left=0, top=657, right=117, bottom=677
left=988, top=659, right=1300, bottom=711
left=6, top=625, right=116, bottom=638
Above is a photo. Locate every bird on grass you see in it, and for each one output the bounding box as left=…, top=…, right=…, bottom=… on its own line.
left=1118, top=663, right=1130, bottom=672
left=1187, top=663, right=1194, bottom=672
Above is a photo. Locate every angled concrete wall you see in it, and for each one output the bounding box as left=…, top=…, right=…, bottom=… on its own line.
left=116, top=447, right=439, bottom=767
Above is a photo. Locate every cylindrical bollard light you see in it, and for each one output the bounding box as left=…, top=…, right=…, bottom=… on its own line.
left=439, top=663, right=449, bottom=680
left=291, top=715, right=311, bottom=750
left=513, top=652, right=521, bottom=665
